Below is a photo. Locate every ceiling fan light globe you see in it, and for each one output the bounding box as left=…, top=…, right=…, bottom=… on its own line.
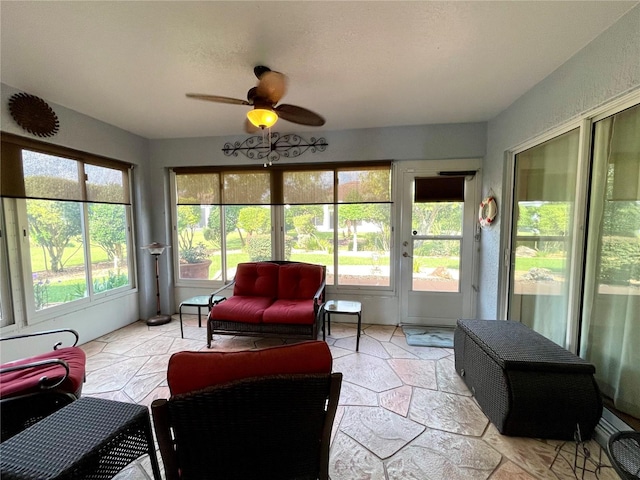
left=247, top=108, right=278, bottom=129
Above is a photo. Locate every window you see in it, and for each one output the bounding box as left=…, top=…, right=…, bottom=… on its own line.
left=172, top=162, right=392, bottom=288
left=411, top=176, right=465, bottom=292
left=336, top=168, right=391, bottom=286
left=0, top=134, right=134, bottom=324
left=507, top=128, right=580, bottom=345
left=175, top=171, right=272, bottom=281
left=285, top=170, right=334, bottom=282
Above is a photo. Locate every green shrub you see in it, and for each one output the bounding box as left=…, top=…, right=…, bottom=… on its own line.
left=284, top=236, right=292, bottom=261
left=94, top=271, right=129, bottom=293
left=180, top=243, right=209, bottom=263
left=600, top=236, right=640, bottom=285
left=317, top=238, right=333, bottom=254
left=338, top=237, right=367, bottom=251
left=295, top=234, right=314, bottom=250
left=246, top=235, right=272, bottom=262
left=414, top=241, right=458, bottom=257
left=292, top=214, right=317, bottom=235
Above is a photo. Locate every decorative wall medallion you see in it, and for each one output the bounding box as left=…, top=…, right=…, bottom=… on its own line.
left=8, top=93, right=60, bottom=137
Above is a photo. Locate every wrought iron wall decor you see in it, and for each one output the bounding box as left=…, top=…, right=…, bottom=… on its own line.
left=223, top=133, right=328, bottom=167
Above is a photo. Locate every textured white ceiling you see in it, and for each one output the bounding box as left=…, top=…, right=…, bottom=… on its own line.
left=1, top=1, right=637, bottom=139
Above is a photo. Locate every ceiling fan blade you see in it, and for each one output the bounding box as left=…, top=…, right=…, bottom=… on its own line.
left=186, top=94, right=249, bottom=106
left=275, top=104, right=325, bottom=126
left=256, top=71, right=287, bottom=105
left=244, top=118, right=260, bottom=134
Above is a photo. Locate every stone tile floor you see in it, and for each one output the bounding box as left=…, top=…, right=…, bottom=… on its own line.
left=80, top=316, right=620, bottom=480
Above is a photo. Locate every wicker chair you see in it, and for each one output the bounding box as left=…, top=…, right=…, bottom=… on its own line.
left=0, top=329, right=86, bottom=442
left=151, top=341, right=342, bottom=480
left=608, top=431, right=640, bottom=479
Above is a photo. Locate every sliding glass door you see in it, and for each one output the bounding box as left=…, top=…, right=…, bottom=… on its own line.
left=507, top=128, right=580, bottom=346
left=580, top=104, right=640, bottom=422
left=506, top=101, right=639, bottom=426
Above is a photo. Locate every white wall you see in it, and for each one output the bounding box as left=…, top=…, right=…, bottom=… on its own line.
left=0, top=83, right=153, bottom=360
left=478, top=5, right=640, bottom=319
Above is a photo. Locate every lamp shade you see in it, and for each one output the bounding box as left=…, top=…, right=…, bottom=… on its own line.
left=142, top=242, right=169, bottom=255
left=247, top=108, right=278, bottom=129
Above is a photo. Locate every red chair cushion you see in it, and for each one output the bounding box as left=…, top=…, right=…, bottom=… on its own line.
left=233, top=262, right=279, bottom=298
left=210, top=296, right=274, bottom=324
left=0, top=347, right=86, bottom=398
left=263, top=299, right=316, bottom=325
left=167, top=341, right=332, bottom=396
left=278, top=263, right=324, bottom=300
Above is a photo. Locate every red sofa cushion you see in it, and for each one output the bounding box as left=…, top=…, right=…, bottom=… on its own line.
left=210, top=296, right=273, bottom=324
left=263, top=299, right=316, bottom=325
left=233, top=262, right=279, bottom=298
left=0, top=347, right=86, bottom=398
left=167, top=341, right=332, bottom=396
left=278, top=263, right=324, bottom=300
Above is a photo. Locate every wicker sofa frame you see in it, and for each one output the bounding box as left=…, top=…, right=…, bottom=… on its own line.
left=454, top=319, right=602, bottom=440
left=207, top=260, right=326, bottom=347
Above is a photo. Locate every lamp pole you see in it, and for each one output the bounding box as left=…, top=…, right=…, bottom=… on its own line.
left=142, top=242, right=171, bottom=326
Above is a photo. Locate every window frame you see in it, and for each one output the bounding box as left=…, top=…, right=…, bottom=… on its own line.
left=0, top=133, right=137, bottom=328
left=0, top=205, right=14, bottom=328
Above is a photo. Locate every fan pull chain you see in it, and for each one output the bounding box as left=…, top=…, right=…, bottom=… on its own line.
left=263, top=127, right=274, bottom=167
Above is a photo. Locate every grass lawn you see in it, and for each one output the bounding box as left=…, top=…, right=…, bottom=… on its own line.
left=515, top=257, right=565, bottom=273
left=29, top=242, right=112, bottom=272
left=31, top=231, right=567, bottom=290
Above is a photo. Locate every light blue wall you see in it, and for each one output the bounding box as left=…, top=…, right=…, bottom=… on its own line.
left=478, top=5, right=640, bottom=318
left=1, top=84, right=148, bottom=163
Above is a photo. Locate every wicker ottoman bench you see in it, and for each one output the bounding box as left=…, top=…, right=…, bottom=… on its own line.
left=454, top=319, right=602, bottom=440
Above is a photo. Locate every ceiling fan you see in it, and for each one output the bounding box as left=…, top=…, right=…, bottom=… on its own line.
left=186, top=66, right=325, bottom=133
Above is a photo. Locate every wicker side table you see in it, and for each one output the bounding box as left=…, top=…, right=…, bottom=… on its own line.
left=0, top=396, right=161, bottom=480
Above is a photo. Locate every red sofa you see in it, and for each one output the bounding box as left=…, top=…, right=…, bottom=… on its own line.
left=207, top=261, right=326, bottom=347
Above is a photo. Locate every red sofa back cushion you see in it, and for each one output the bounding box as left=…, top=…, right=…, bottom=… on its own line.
left=278, top=263, right=324, bottom=300
left=167, top=341, right=332, bottom=396
left=233, top=262, right=279, bottom=298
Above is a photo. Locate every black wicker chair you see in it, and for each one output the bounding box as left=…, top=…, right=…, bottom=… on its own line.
left=608, top=431, right=640, bottom=479
left=0, top=329, right=86, bottom=442
left=151, top=341, right=341, bottom=480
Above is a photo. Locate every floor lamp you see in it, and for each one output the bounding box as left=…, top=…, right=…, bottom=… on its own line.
left=142, top=242, right=171, bottom=326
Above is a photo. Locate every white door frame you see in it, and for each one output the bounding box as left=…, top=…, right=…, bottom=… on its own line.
left=396, top=159, right=481, bottom=327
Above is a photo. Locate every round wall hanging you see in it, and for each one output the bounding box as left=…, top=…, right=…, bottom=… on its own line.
left=479, top=195, right=498, bottom=228
left=8, top=92, right=60, bottom=137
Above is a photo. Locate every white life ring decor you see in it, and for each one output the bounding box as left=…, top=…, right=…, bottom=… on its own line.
left=479, top=196, right=498, bottom=228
